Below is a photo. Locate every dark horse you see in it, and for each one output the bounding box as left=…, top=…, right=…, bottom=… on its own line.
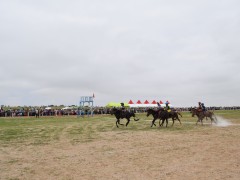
left=190, top=108, right=217, bottom=125
left=146, top=108, right=182, bottom=127
left=110, top=108, right=139, bottom=128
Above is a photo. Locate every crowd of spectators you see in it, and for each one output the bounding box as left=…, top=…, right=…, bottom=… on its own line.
left=0, top=108, right=77, bottom=117
left=0, top=106, right=240, bottom=117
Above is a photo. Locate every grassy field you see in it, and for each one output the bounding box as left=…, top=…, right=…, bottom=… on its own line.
left=0, top=110, right=240, bottom=180
left=0, top=110, right=239, bottom=146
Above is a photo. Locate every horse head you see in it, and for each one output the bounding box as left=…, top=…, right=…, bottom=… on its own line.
left=110, top=107, right=117, bottom=115
left=146, top=108, right=153, bottom=117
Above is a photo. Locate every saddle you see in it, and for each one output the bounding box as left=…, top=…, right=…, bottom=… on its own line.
left=197, top=108, right=202, bottom=112
left=164, top=108, right=171, bottom=112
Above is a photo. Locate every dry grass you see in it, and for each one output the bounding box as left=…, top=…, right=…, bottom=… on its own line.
left=0, top=110, right=240, bottom=180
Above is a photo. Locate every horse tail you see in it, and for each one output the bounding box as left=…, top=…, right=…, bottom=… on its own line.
left=177, top=112, right=182, bottom=117
left=132, top=112, right=140, bottom=121
left=134, top=117, right=140, bottom=121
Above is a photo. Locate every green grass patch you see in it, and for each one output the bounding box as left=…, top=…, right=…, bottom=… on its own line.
left=0, top=110, right=239, bottom=146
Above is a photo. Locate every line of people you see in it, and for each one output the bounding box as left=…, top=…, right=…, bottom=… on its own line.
left=1, top=104, right=240, bottom=117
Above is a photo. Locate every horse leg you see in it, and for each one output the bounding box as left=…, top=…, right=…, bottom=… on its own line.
left=159, top=119, right=162, bottom=127
left=196, top=118, right=199, bottom=125
left=172, top=118, right=174, bottom=126
left=166, top=119, right=168, bottom=127
left=116, top=119, right=119, bottom=128
left=197, top=117, right=203, bottom=126
left=160, top=119, right=164, bottom=127
left=178, top=117, right=182, bottom=125
left=151, top=118, right=157, bottom=127
left=119, top=121, right=124, bottom=125
left=210, top=117, right=215, bottom=125
left=118, top=118, right=124, bottom=125
left=126, top=118, right=130, bottom=127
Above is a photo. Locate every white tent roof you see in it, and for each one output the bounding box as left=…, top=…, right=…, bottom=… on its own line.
left=160, top=104, right=173, bottom=107
left=61, top=107, right=72, bottom=110
left=129, top=104, right=158, bottom=108
left=129, top=104, right=173, bottom=108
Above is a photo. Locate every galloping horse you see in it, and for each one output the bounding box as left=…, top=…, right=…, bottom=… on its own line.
left=110, top=108, right=139, bottom=128
left=190, top=108, right=217, bottom=125
left=146, top=108, right=163, bottom=127
left=166, top=110, right=182, bottom=126
left=147, top=108, right=182, bottom=127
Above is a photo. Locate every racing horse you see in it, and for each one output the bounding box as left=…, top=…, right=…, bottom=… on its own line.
left=190, top=107, right=217, bottom=125
left=146, top=108, right=162, bottom=127
left=165, top=110, right=182, bottom=127
left=146, top=108, right=182, bottom=127
left=110, top=108, right=139, bottom=128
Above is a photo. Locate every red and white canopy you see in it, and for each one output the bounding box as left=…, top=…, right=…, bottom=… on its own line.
left=128, top=100, right=173, bottom=108
left=128, top=100, right=134, bottom=104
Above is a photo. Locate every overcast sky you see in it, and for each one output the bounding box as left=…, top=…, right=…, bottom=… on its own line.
left=0, top=0, right=240, bottom=107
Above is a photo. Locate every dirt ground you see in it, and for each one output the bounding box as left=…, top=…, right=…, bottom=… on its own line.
left=1, top=122, right=240, bottom=180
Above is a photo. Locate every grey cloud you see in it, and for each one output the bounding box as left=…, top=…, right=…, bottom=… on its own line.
left=0, top=0, right=240, bottom=107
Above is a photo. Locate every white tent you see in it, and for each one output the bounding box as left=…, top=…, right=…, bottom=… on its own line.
left=129, top=103, right=173, bottom=108
left=61, top=107, right=72, bottom=110
left=129, top=104, right=158, bottom=108
left=159, top=104, right=173, bottom=107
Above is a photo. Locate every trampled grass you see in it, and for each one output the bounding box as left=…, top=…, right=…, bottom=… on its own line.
left=0, top=110, right=239, bottom=146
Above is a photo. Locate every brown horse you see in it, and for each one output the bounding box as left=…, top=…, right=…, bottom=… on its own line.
left=146, top=108, right=182, bottom=127
left=110, top=108, right=139, bottom=128
left=190, top=108, right=217, bottom=125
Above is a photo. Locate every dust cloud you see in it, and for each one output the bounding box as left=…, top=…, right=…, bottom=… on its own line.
left=215, top=115, right=232, bottom=127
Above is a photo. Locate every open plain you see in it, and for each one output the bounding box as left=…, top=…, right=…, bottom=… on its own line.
left=0, top=110, right=240, bottom=180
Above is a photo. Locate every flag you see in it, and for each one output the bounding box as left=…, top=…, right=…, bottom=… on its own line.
left=93, top=93, right=95, bottom=98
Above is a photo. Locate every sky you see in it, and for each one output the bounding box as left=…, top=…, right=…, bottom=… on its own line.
left=0, top=0, right=240, bottom=107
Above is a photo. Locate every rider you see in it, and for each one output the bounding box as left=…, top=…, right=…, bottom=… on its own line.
left=164, top=101, right=171, bottom=112
left=157, top=102, right=162, bottom=109
left=120, top=102, right=125, bottom=110
left=157, top=102, right=163, bottom=112
left=201, top=103, right=206, bottom=112
left=197, top=102, right=207, bottom=120
left=198, top=102, right=203, bottom=111
left=120, top=102, right=125, bottom=116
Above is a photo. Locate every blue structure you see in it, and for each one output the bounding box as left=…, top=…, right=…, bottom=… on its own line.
left=79, top=96, right=94, bottom=107
left=79, top=96, right=94, bottom=117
